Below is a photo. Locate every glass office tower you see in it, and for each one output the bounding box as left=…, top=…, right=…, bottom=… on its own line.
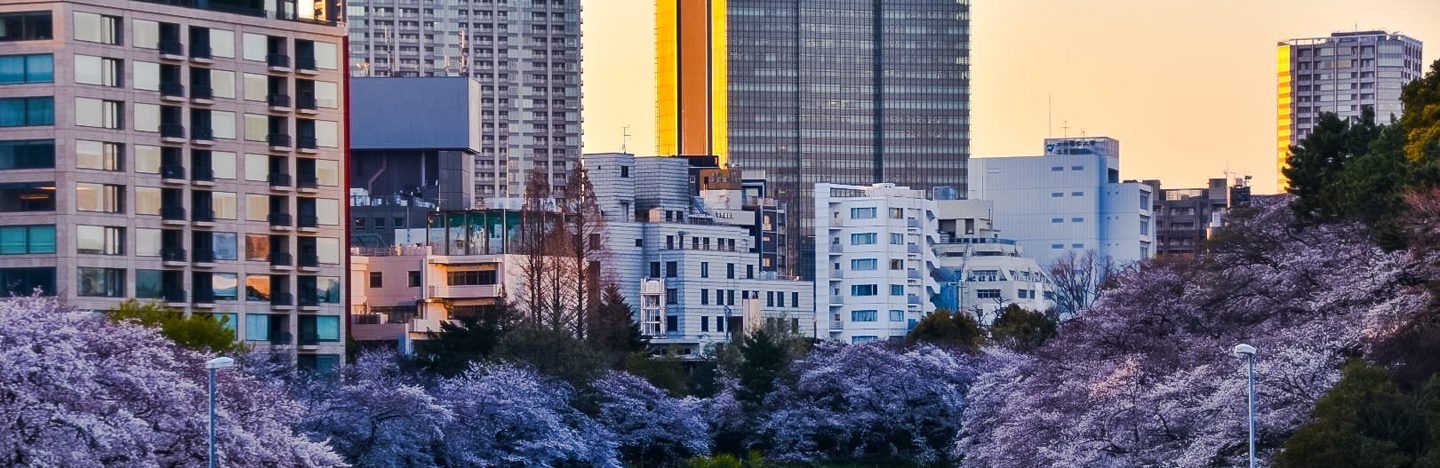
left=660, top=0, right=970, bottom=277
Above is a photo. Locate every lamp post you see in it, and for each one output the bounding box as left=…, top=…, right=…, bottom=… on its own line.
left=205, top=357, right=235, bottom=468
left=1233, top=344, right=1257, bottom=468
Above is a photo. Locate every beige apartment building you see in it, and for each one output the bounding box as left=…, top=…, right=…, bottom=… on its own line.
left=0, top=0, right=349, bottom=369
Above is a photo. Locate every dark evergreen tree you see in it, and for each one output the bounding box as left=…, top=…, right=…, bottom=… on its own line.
left=904, top=308, right=985, bottom=353
left=989, top=304, right=1058, bottom=353
left=587, top=283, right=647, bottom=368
left=735, top=329, right=787, bottom=412
left=1276, top=360, right=1438, bottom=468
left=414, top=295, right=514, bottom=377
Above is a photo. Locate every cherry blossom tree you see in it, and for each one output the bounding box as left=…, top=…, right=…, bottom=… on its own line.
left=298, top=353, right=452, bottom=467
left=590, top=370, right=711, bottom=466
left=0, top=296, right=343, bottom=467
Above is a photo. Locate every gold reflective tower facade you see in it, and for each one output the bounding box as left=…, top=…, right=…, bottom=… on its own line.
left=656, top=0, right=728, bottom=163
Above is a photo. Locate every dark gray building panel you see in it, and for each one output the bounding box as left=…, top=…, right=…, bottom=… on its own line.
left=350, top=77, right=482, bottom=151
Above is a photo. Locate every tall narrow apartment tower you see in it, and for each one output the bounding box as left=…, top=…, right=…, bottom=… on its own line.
left=1277, top=30, right=1422, bottom=189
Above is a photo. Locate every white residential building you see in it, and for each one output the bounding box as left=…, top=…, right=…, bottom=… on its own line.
left=815, top=183, right=940, bottom=343
left=931, top=199, right=1055, bottom=324
left=970, top=137, right=1155, bottom=269
left=584, top=153, right=815, bottom=356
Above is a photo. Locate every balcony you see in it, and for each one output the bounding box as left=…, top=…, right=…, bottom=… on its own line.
left=193, top=249, right=215, bottom=265
left=297, top=136, right=318, bottom=153
left=159, top=40, right=185, bottom=59
left=829, top=295, right=844, bottom=306
left=192, top=291, right=214, bottom=308
left=828, top=268, right=843, bottom=280
left=160, top=123, right=186, bottom=142
left=160, top=82, right=186, bottom=101
left=907, top=217, right=921, bottom=229
left=907, top=294, right=922, bottom=306
left=191, top=86, right=214, bottom=103
left=268, top=212, right=293, bottom=230
left=296, top=96, right=318, bottom=113
left=907, top=269, right=921, bottom=280
left=161, top=206, right=187, bottom=224
left=160, top=164, right=186, bottom=184
left=830, top=320, right=845, bottom=331
left=296, top=56, right=318, bottom=72
left=298, top=294, right=319, bottom=308
left=907, top=243, right=921, bottom=254
left=162, top=288, right=187, bottom=304
left=268, top=173, right=292, bottom=191
left=827, top=243, right=844, bottom=254
left=269, top=331, right=293, bottom=345
left=297, top=174, right=319, bottom=192
left=270, top=251, right=293, bottom=269
left=189, top=45, right=212, bottom=63
left=426, top=284, right=499, bottom=299
left=266, top=53, right=291, bottom=70
left=270, top=292, right=294, bottom=309
left=267, top=134, right=292, bottom=151
left=192, top=208, right=215, bottom=225
left=298, top=253, right=319, bottom=269
left=268, top=94, right=291, bottom=110
left=161, top=247, right=187, bottom=265
left=191, top=166, right=214, bottom=185
left=191, top=127, right=215, bottom=145
left=297, top=214, right=319, bottom=230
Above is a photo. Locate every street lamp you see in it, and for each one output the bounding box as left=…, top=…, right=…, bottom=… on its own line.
left=1233, top=344, right=1257, bottom=468
left=205, top=357, right=235, bottom=468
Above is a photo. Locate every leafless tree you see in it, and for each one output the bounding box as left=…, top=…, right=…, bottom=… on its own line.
left=514, top=167, right=607, bottom=337
left=559, top=167, right=607, bottom=339
left=1047, top=249, right=1115, bottom=322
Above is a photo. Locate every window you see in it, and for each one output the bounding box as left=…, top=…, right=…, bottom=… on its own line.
left=211, top=70, right=236, bottom=99
left=1140, top=216, right=1150, bottom=235
left=747, top=265, right=754, bottom=279
left=213, top=232, right=237, bottom=260
left=212, top=111, right=237, bottom=139
left=132, top=19, right=158, bottom=48
left=665, top=261, right=677, bottom=277
left=134, top=187, right=160, bottom=215
left=75, top=140, right=121, bottom=171
left=211, top=29, right=235, bottom=58
left=890, top=233, right=903, bottom=245
left=700, top=262, right=709, bottom=278
left=300, top=315, right=341, bottom=342
left=135, top=269, right=165, bottom=299
left=245, top=314, right=270, bottom=341
left=316, top=159, right=339, bottom=185
left=851, top=284, right=878, bottom=296
left=889, top=207, right=904, bottom=218
left=0, top=12, right=52, bottom=42
left=76, top=183, right=122, bottom=213
left=1072, top=243, right=1084, bottom=249
left=793, top=292, right=799, bottom=308
left=0, top=225, right=54, bottom=254
left=211, top=151, right=236, bottom=179
left=1071, top=191, right=1084, bottom=196
left=851, top=310, right=878, bottom=322
left=0, top=139, right=53, bottom=169
left=976, top=289, right=1001, bottom=299
left=701, top=316, right=709, bottom=332
left=1051, top=218, right=1063, bottom=223
left=242, top=33, right=267, bottom=61
left=243, top=74, right=267, bottom=102
left=850, top=233, right=877, bottom=245
left=313, top=41, right=339, bottom=69
left=316, top=120, right=339, bottom=147
left=245, top=275, right=270, bottom=301
left=76, top=225, right=122, bottom=255
left=408, top=271, right=421, bottom=287
left=446, top=270, right=497, bottom=285
left=317, top=199, right=339, bottom=225
left=890, top=285, right=904, bottom=296
left=1071, top=165, right=1084, bottom=171
left=317, top=238, right=341, bottom=264
left=134, top=229, right=161, bottom=257
left=890, top=259, right=904, bottom=270
left=212, top=273, right=238, bottom=301
left=74, top=12, right=121, bottom=45
left=78, top=267, right=125, bottom=297
left=213, top=192, right=237, bottom=219
left=851, top=258, right=877, bottom=270
left=135, top=145, right=162, bottom=173
left=76, top=55, right=121, bottom=87
left=665, top=288, right=678, bottom=305
left=890, top=310, right=905, bottom=321
left=1071, top=217, right=1084, bottom=223
left=0, top=267, right=55, bottom=295
left=369, top=271, right=383, bottom=288
left=0, top=54, right=52, bottom=84
left=1051, top=192, right=1063, bottom=198
left=133, top=103, right=160, bottom=132
left=726, top=263, right=735, bottom=279
left=0, top=97, right=53, bottom=127
left=666, top=315, right=678, bottom=332
left=850, top=207, right=876, bottom=219
left=245, top=194, right=268, bottom=221
left=776, top=292, right=785, bottom=307
left=75, top=98, right=121, bottom=129
left=700, top=289, right=709, bottom=305
left=315, top=81, right=339, bottom=108
left=244, top=153, right=268, bottom=181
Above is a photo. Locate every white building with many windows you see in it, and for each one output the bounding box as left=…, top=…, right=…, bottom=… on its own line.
left=930, top=199, right=1055, bottom=324
left=970, top=137, right=1155, bottom=269
left=814, top=183, right=940, bottom=343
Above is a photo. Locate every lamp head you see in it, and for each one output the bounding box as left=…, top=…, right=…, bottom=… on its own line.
left=1233, top=344, right=1256, bottom=357
left=205, top=357, right=236, bottom=370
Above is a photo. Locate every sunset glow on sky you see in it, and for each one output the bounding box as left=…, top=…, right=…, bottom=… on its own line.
left=581, top=0, right=1440, bottom=194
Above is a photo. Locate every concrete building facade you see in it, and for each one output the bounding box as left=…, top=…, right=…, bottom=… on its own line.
left=0, top=0, right=350, bottom=369
left=346, top=0, right=582, bottom=207
left=1143, top=177, right=1252, bottom=257
left=1277, top=30, right=1422, bottom=189
left=931, top=199, right=1055, bottom=324
left=814, top=183, right=940, bottom=344
left=970, top=137, right=1155, bottom=269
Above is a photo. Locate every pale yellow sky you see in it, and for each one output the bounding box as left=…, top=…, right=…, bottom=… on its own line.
left=580, top=0, right=1440, bottom=195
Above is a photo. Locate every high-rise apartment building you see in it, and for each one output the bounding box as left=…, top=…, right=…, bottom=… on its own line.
left=1277, top=30, right=1423, bottom=189
left=657, top=0, right=972, bottom=278
left=0, top=0, right=350, bottom=369
left=346, top=0, right=583, bottom=207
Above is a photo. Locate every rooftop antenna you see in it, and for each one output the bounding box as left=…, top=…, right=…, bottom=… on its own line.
left=1061, top=121, right=1069, bottom=140
left=621, top=125, right=632, bottom=153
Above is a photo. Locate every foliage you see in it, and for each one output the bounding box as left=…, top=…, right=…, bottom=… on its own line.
left=1402, top=60, right=1440, bottom=162
left=106, top=299, right=243, bottom=353
left=987, top=304, right=1058, bottom=352
left=904, top=308, right=985, bottom=353
left=0, top=296, right=343, bottom=467
left=1285, top=108, right=1385, bottom=223
left=589, top=283, right=648, bottom=367
left=1275, top=360, right=1440, bottom=468
left=414, top=296, right=514, bottom=377
left=686, top=451, right=766, bottom=468
left=435, top=364, right=619, bottom=468
left=493, top=323, right=610, bottom=389
left=297, top=353, right=451, bottom=467
left=1046, top=249, right=1116, bottom=320
left=591, top=371, right=711, bottom=466
left=758, top=342, right=978, bottom=466
left=735, top=329, right=789, bottom=412
left=957, top=198, right=1429, bottom=467
left=626, top=350, right=690, bottom=397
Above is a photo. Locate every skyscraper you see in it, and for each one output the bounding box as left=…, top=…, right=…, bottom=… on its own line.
left=1277, top=30, right=1423, bottom=189
left=658, top=0, right=972, bottom=278
left=0, top=0, right=350, bottom=369
left=347, top=0, right=583, bottom=207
